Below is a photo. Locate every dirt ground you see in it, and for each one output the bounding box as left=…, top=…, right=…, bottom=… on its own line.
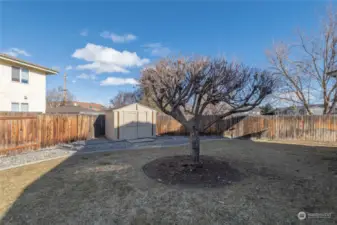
left=0, top=140, right=336, bottom=225
left=143, top=155, right=242, bottom=187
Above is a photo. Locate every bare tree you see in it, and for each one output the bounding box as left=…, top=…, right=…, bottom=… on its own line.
left=267, top=7, right=337, bottom=114
left=137, top=86, right=162, bottom=111
left=140, top=57, right=274, bottom=163
left=110, top=91, right=138, bottom=108
left=46, top=86, right=75, bottom=108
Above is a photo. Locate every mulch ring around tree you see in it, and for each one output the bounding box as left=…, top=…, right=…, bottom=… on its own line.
left=143, top=155, right=242, bottom=187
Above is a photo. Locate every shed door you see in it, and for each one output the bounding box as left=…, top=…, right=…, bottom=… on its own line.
left=119, top=111, right=153, bottom=140
left=137, top=112, right=153, bottom=138
left=120, top=111, right=138, bottom=140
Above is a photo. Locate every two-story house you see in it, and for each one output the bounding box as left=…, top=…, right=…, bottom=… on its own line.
left=0, top=54, right=58, bottom=112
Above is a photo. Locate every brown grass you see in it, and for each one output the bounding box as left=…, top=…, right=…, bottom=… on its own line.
left=0, top=140, right=336, bottom=225
left=254, top=139, right=337, bottom=147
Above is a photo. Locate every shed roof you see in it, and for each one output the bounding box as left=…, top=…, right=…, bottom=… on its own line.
left=109, top=103, right=157, bottom=112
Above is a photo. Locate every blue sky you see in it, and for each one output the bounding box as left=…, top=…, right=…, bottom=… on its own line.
left=0, top=1, right=332, bottom=106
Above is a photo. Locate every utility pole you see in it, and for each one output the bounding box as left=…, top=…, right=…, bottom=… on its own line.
left=63, top=73, right=67, bottom=106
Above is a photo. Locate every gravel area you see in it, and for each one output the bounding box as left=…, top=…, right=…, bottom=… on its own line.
left=0, top=136, right=226, bottom=171
left=0, top=148, right=74, bottom=171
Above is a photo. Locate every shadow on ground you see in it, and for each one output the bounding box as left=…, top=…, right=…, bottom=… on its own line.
left=1, top=139, right=337, bottom=225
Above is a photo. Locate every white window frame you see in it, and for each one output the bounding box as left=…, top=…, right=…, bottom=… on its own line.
left=21, top=103, right=29, bottom=112
left=11, top=66, right=21, bottom=82
left=12, top=66, right=29, bottom=84
left=11, top=102, right=20, bottom=112
left=11, top=102, right=30, bottom=112
left=21, top=68, right=29, bottom=84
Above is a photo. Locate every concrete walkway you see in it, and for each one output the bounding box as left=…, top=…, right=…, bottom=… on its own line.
left=58, top=136, right=226, bottom=152
left=0, top=136, right=227, bottom=171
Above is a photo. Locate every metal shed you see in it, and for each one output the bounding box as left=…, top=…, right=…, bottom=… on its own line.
left=105, top=103, right=157, bottom=140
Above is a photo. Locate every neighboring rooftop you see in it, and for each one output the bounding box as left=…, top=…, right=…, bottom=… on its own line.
left=0, top=53, right=58, bottom=75
left=48, top=101, right=106, bottom=111
left=274, top=104, right=337, bottom=115
left=71, top=101, right=106, bottom=111
left=46, top=105, right=104, bottom=115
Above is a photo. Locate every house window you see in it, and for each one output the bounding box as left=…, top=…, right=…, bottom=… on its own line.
left=11, top=102, right=20, bottom=112
left=21, top=69, right=29, bottom=84
left=21, top=103, right=29, bottom=112
left=11, top=66, right=29, bottom=84
left=12, top=67, right=20, bottom=82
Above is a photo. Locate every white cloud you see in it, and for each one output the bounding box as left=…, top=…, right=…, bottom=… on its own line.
left=143, top=43, right=162, bottom=48
left=5, top=48, right=31, bottom=57
left=80, top=29, right=88, bottom=36
left=76, top=73, right=96, bottom=80
left=100, top=77, right=138, bottom=86
left=100, top=31, right=137, bottom=43
left=65, top=65, right=73, bottom=70
left=76, top=62, right=128, bottom=74
left=72, top=43, right=149, bottom=74
left=72, top=80, right=76, bottom=83
left=143, top=43, right=171, bottom=57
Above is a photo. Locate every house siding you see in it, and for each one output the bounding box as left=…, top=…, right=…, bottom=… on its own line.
left=310, top=107, right=324, bottom=115
left=0, top=60, right=47, bottom=112
left=275, top=105, right=334, bottom=115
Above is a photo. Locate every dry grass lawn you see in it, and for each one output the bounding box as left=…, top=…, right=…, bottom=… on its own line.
left=0, top=140, right=336, bottom=225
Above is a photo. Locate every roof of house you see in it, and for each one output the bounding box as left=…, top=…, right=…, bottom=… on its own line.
left=46, top=105, right=105, bottom=115
left=276, top=104, right=325, bottom=111
left=0, top=53, right=58, bottom=75
left=72, top=101, right=106, bottom=111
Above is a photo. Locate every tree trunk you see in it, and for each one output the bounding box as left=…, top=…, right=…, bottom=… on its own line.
left=189, top=126, right=200, bottom=163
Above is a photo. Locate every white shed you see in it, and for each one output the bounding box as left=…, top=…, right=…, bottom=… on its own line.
left=105, top=103, right=157, bottom=140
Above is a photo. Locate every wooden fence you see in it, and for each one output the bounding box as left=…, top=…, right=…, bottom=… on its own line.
left=0, top=114, right=105, bottom=155
left=156, top=114, right=337, bottom=143
left=1, top=113, right=336, bottom=155
left=156, top=114, right=246, bottom=136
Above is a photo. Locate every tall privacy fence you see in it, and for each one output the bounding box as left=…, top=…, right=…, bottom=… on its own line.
left=156, top=114, right=337, bottom=142
left=0, top=113, right=105, bottom=155
left=1, top=113, right=336, bottom=155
